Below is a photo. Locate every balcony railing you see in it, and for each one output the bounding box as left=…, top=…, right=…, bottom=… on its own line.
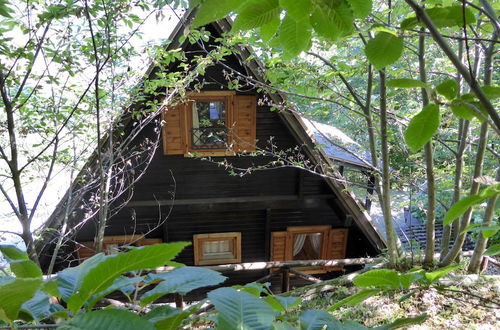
left=191, top=126, right=228, bottom=149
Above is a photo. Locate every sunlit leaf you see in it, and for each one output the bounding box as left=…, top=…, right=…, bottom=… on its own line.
left=328, top=289, right=380, bottom=311
left=233, top=0, right=280, bottom=31
left=364, top=32, right=403, bottom=70
left=436, top=79, right=459, bottom=100
left=353, top=269, right=401, bottom=289
left=404, top=104, right=440, bottom=153
left=386, top=79, right=427, bottom=89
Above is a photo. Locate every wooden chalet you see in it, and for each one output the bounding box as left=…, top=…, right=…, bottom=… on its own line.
left=39, top=11, right=386, bottom=290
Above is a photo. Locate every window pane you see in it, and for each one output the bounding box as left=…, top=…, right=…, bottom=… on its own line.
left=192, top=101, right=227, bottom=149
left=292, top=233, right=322, bottom=260
left=202, top=239, right=234, bottom=259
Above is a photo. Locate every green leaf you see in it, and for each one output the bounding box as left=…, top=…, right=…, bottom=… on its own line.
left=192, top=0, right=245, bottom=28
left=461, top=224, right=500, bottom=238
left=449, top=102, right=476, bottom=120
left=436, top=79, right=459, bottom=100
left=386, top=79, right=427, bottom=89
left=482, top=85, right=500, bottom=100
left=265, top=296, right=301, bottom=312
left=398, top=270, right=425, bottom=289
left=346, top=0, right=372, bottom=19
left=208, top=287, right=276, bottom=330
left=65, top=242, right=189, bottom=313
left=233, top=0, right=280, bottom=31
left=0, top=0, right=14, bottom=18
left=273, top=321, right=299, bottom=330
left=299, top=309, right=340, bottom=329
left=328, top=288, right=380, bottom=311
left=353, top=269, right=401, bottom=289
left=378, top=314, right=428, bottom=329
left=310, top=0, right=354, bottom=41
left=0, top=245, right=42, bottom=278
left=400, top=6, right=476, bottom=30
left=404, top=104, right=440, bottom=153
left=485, top=243, right=500, bottom=256
left=279, top=0, right=311, bottom=21
left=0, top=277, right=42, bottom=322
left=0, top=244, right=29, bottom=260
left=277, top=15, right=312, bottom=59
left=443, top=195, right=486, bottom=226
left=424, top=264, right=461, bottom=284
left=58, top=309, right=155, bottom=330
left=143, top=305, right=196, bottom=330
left=87, top=276, right=143, bottom=309
left=8, top=260, right=43, bottom=279
left=20, top=290, right=62, bottom=322
left=140, top=266, right=226, bottom=306
left=260, top=16, right=280, bottom=42
left=364, top=32, right=403, bottom=70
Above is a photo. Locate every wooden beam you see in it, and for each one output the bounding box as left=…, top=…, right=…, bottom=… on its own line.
left=289, top=269, right=322, bottom=283
left=154, top=257, right=381, bottom=273
left=281, top=268, right=290, bottom=293
left=126, top=194, right=335, bottom=207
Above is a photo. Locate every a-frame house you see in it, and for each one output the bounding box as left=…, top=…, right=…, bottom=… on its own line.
left=39, top=10, right=385, bottom=288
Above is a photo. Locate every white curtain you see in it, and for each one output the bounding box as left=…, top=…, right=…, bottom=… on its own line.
left=309, top=233, right=322, bottom=255
left=293, top=234, right=306, bottom=256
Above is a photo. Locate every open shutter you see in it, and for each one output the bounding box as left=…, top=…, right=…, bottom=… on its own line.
left=233, top=95, right=256, bottom=152
left=327, top=228, right=348, bottom=271
left=162, top=103, right=187, bottom=155
left=271, top=231, right=287, bottom=261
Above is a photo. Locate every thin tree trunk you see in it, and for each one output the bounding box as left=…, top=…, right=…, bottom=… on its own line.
left=379, top=70, right=399, bottom=268
left=441, top=119, right=469, bottom=259
left=468, top=165, right=500, bottom=273
left=418, top=31, right=436, bottom=266
left=439, top=122, right=488, bottom=266
left=467, top=16, right=498, bottom=272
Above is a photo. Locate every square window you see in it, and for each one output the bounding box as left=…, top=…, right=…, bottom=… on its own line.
left=193, top=232, right=241, bottom=265
left=191, top=100, right=227, bottom=149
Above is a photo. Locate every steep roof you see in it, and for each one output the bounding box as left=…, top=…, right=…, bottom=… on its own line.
left=40, top=10, right=387, bottom=257
left=301, top=118, right=373, bottom=170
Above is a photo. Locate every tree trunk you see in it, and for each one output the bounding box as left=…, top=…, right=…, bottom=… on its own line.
left=468, top=165, right=500, bottom=273
left=379, top=70, right=399, bottom=268
left=418, top=30, right=436, bottom=266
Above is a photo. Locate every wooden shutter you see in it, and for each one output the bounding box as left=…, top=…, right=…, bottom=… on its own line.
left=232, top=95, right=256, bottom=152
left=271, top=231, right=287, bottom=261
left=76, top=242, right=95, bottom=262
left=327, top=228, right=348, bottom=271
left=162, top=103, right=187, bottom=155
left=136, top=238, right=162, bottom=246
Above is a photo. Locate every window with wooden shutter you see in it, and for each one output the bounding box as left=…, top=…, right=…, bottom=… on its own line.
left=269, top=226, right=348, bottom=273
left=162, top=103, right=187, bottom=155
left=232, top=95, right=256, bottom=152
left=162, top=91, right=256, bottom=155
left=75, top=235, right=161, bottom=263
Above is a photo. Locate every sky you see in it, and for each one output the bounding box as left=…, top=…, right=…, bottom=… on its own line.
left=0, top=4, right=182, bottom=248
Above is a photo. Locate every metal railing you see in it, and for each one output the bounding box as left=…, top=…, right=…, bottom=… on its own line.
left=191, top=126, right=227, bottom=149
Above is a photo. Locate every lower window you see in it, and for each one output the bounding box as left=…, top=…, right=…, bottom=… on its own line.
left=193, top=232, right=242, bottom=265
left=271, top=226, right=348, bottom=273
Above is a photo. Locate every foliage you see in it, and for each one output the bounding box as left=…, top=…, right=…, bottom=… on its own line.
left=0, top=244, right=430, bottom=329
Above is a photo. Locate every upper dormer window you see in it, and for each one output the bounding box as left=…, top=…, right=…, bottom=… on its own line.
left=162, top=91, right=256, bottom=155
left=191, top=100, right=227, bottom=149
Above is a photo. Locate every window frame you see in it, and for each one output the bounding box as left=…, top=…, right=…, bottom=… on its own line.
left=284, top=225, right=331, bottom=262
left=186, top=91, right=235, bottom=154
left=193, top=232, right=242, bottom=266
left=271, top=225, right=348, bottom=274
